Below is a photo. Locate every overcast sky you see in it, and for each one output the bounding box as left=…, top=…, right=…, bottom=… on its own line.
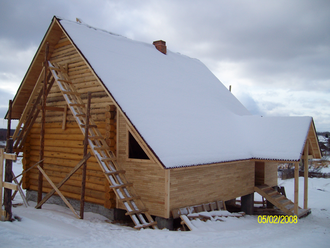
left=0, top=0, right=329, bottom=131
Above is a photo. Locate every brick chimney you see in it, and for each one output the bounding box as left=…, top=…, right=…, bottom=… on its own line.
left=153, top=40, right=167, bottom=55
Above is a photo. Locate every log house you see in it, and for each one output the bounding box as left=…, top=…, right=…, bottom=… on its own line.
left=5, top=16, right=322, bottom=226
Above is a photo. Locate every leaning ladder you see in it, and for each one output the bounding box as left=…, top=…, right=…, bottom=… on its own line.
left=48, top=61, right=157, bottom=229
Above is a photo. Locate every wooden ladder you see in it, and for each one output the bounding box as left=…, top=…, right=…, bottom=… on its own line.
left=48, top=61, right=157, bottom=229
left=254, top=185, right=310, bottom=218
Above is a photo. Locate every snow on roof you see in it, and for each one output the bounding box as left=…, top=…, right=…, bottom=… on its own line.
left=59, top=18, right=312, bottom=168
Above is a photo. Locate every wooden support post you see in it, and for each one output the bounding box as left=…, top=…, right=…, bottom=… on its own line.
left=6, top=100, right=12, bottom=142
left=38, top=42, right=49, bottom=205
left=294, top=162, right=299, bottom=215
left=0, top=149, right=4, bottom=218
left=80, top=92, right=91, bottom=219
left=4, top=139, right=14, bottom=221
left=304, top=141, right=309, bottom=209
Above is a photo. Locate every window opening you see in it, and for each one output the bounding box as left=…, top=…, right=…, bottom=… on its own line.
left=128, top=132, right=149, bottom=160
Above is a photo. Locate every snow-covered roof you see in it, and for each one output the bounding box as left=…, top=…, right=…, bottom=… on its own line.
left=58, top=18, right=313, bottom=168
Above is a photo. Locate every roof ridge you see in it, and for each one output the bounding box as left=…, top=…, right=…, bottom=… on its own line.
left=56, top=15, right=124, bottom=39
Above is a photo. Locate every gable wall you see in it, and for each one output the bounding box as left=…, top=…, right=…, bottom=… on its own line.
left=117, top=112, right=167, bottom=218
left=23, top=33, right=117, bottom=208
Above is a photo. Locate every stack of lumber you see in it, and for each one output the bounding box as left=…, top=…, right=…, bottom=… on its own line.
left=180, top=210, right=245, bottom=231
left=173, top=200, right=245, bottom=231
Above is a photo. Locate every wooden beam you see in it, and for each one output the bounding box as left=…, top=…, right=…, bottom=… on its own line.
left=304, top=141, right=309, bottom=209
left=2, top=182, right=18, bottom=191
left=62, top=106, right=67, bottom=130
left=4, top=139, right=14, bottom=221
left=164, top=169, right=170, bottom=218
left=0, top=149, right=4, bottom=217
left=6, top=100, right=12, bottom=141
left=37, top=165, right=80, bottom=219
left=3, top=153, right=17, bottom=161
left=294, top=162, right=299, bottom=215
left=38, top=42, right=49, bottom=205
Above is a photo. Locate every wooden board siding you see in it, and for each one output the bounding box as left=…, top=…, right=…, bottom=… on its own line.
left=255, top=161, right=278, bottom=187
left=264, top=162, right=278, bottom=187
left=117, top=112, right=166, bottom=218
left=169, top=161, right=255, bottom=211
left=255, top=162, right=265, bottom=185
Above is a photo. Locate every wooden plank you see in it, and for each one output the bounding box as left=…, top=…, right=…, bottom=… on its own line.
left=164, top=169, right=170, bottom=218
left=180, top=215, right=197, bottom=231
left=3, top=153, right=17, bottom=161
left=37, top=165, right=80, bottom=218
left=105, top=170, right=125, bottom=175
left=2, top=182, right=18, bottom=191
left=304, top=142, right=309, bottom=209
left=110, top=183, right=133, bottom=189
left=294, top=162, right=299, bottom=215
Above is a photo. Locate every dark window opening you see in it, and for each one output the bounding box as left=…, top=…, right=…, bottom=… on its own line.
left=128, top=132, right=149, bottom=160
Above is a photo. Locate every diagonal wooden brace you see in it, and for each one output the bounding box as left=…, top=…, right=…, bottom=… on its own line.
left=35, top=152, right=91, bottom=209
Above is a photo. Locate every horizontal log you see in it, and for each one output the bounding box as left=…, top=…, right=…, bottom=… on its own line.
left=29, top=156, right=101, bottom=171
left=106, top=105, right=116, bottom=112
left=29, top=179, right=105, bottom=200
left=104, top=199, right=116, bottom=209
left=54, top=40, right=71, bottom=49
left=105, top=125, right=116, bottom=132
left=30, top=138, right=84, bottom=148
left=28, top=172, right=105, bottom=189
left=29, top=185, right=105, bottom=205
left=30, top=133, right=84, bottom=141
left=30, top=121, right=106, bottom=130
left=105, top=111, right=116, bottom=119
left=50, top=53, right=81, bottom=64
left=105, top=131, right=116, bottom=139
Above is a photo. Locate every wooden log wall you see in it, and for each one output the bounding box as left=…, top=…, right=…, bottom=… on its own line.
left=22, top=32, right=118, bottom=208
left=117, top=112, right=166, bottom=218
left=169, top=161, right=255, bottom=211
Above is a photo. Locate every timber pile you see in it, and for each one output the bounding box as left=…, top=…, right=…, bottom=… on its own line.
left=171, top=200, right=227, bottom=219
left=180, top=210, right=245, bottom=231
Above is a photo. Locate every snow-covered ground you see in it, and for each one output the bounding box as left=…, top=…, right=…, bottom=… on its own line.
left=0, top=161, right=329, bottom=248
